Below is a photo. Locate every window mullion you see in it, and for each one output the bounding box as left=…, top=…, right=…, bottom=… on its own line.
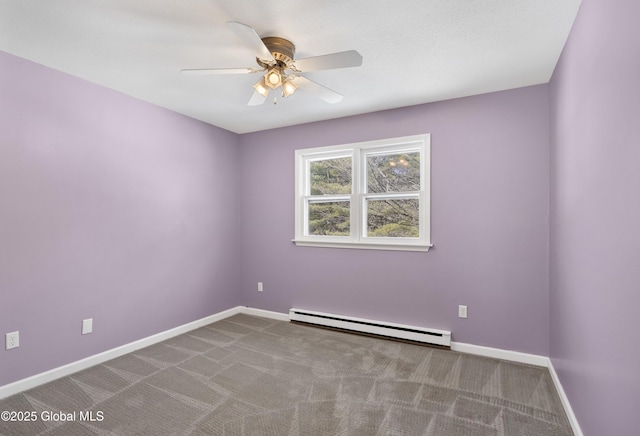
left=351, top=147, right=361, bottom=242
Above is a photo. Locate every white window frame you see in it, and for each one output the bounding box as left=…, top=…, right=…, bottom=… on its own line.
left=293, top=134, right=431, bottom=252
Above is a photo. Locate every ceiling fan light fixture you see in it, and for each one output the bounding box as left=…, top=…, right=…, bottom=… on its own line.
left=265, top=68, right=283, bottom=89
left=282, top=77, right=298, bottom=97
left=253, top=76, right=269, bottom=97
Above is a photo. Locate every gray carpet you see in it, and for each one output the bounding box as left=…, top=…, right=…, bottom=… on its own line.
left=0, top=314, right=573, bottom=435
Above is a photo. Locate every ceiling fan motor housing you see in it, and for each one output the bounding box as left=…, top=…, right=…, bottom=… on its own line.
left=258, top=36, right=296, bottom=68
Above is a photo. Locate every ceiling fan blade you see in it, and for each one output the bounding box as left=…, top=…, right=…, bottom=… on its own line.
left=227, top=21, right=275, bottom=63
left=181, top=67, right=260, bottom=75
left=294, top=50, right=363, bottom=72
left=291, top=76, right=343, bottom=104
left=248, top=90, right=268, bottom=106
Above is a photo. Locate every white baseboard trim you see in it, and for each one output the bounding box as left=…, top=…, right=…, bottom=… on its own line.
left=0, top=306, right=244, bottom=400
left=0, top=305, right=582, bottom=436
left=450, top=341, right=550, bottom=367
left=241, top=306, right=290, bottom=322
left=548, top=359, right=583, bottom=436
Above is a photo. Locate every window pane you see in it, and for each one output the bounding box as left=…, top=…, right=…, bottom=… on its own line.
left=310, top=157, right=352, bottom=195
left=308, top=201, right=350, bottom=236
left=367, top=152, right=420, bottom=193
left=367, top=198, right=419, bottom=237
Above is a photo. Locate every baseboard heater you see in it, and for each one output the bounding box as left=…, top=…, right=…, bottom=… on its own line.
left=289, top=308, right=451, bottom=348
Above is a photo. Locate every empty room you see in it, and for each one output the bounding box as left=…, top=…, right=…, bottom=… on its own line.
left=0, top=0, right=638, bottom=435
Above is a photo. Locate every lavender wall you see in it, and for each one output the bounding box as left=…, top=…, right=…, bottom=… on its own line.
left=0, top=51, right=241, bottom=386
left=239, top=85, right=551, bottom=355
left=549, top=0, right=640, bottom=434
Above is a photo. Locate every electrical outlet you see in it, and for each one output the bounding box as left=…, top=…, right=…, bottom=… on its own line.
left=82, top=318, right=93, bottom=335
left=6, top=331, right=19, bottom=350
left=257, top=282, right=263, bottom=292
left=458, top=305, right=468, bottom=319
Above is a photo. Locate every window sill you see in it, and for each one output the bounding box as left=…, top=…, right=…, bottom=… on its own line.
left=291, top=239, right=433, bottom=252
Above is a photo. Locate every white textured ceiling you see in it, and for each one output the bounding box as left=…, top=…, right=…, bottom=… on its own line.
left=0, top=0, right=580, bottom=134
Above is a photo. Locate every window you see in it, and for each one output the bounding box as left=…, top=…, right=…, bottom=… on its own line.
left=294, top=134, right=431, bottom=251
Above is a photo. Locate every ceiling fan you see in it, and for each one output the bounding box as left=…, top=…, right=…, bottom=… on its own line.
left=181, top=21, right=363, bottom=106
